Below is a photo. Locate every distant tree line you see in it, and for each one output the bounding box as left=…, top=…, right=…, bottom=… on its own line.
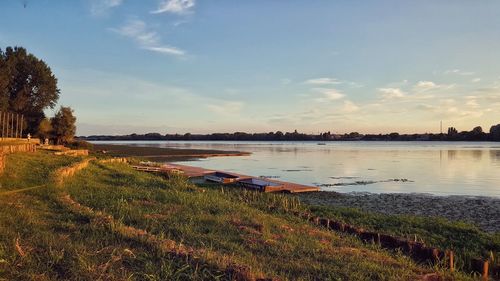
left=80, top=125, right=500, bottom=142
left=1, top=46, right=76, bottom=144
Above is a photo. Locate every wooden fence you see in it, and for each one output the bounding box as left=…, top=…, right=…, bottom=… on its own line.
left=0, top=111, right=24, bottom=139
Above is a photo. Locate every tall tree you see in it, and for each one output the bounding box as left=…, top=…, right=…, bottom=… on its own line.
left=51, top=106, right=76, bottom=144
left=0, top=49, right=10, bottom=110
left=0, top=46, right=60, bottom=133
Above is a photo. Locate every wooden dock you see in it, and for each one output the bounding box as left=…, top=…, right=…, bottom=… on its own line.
left=134, top=163, right=319, bottom=193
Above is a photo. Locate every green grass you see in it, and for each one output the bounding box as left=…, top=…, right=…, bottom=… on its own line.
left=0, top=151, right=476, bottom=280
left=0, top=152, right=227, bottom=280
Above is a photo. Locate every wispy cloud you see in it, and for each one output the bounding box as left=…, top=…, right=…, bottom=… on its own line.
left=378, top=87, right=406, bottom=99
left=146, top=46, right=185, bottom=56
left=90, top=0, right=123, bottom=16
left=304, top=77, right=342, bottom=85
left=413, top=80, right=454, bottom=92
left=444, top=69, right=475, bottom=76
left=342, top=100, right=360, bottom=113
left=151, top=0, right=195, bottom=14
left=472, top=78, right=481, bottom=83
left=111, top=19, right=186, bottom=56
left=313, top=88, right=345, bottom=101
left=206, top=101, right=244, bottom=115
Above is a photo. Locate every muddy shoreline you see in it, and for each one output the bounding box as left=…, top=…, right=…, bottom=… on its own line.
left=299, top=191, right=500, bottom=233
left=92, top=144, right=250, bottom=161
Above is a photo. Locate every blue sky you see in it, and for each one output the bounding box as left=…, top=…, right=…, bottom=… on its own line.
left=1, top=0, right=500, bottom=135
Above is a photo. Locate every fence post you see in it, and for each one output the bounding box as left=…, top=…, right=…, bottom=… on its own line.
left=20, top=115, right=23, bottom=138
left=1, top=111, right=3, bottom=139
left=15, top=113, right=19, bottom=138
left=9, top=112, right=12, bottom=138
left=10, top=112, right=12, bottom=138
left=11, top=113, right=15, bottom=138
left=5, top=112, right=10, bottom=138
left=1, top=111, right=4, bottom=139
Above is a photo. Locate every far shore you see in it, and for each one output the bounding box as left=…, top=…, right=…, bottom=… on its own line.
left=299, top=191, right=500, bottom=233
left=92, top=143, right=250, bottom=161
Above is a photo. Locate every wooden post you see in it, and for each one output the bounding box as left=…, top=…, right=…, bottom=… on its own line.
left=11, top=113, right=14, bottom=138
left=14, top=113, right=16, bottom=138
left=10, top=112, right=14, bottom=138
left=15, top=113, right=19, bottom=138
left=6, top=113, right=9, bottom=138
left=448, top=251, right=454, bottom=272
left=1, top=111, right=4, bottom=139
left=20, top=115, right=23, bottom=139
left=0, top=111, right=3, bottom=139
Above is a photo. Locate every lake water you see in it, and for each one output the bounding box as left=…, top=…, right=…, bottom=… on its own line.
left=95, top=141, right=500, bottom=197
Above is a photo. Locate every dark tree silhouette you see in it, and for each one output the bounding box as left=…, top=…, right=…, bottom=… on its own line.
left=490, top=124, right=500, bottom=141
left=0, top=46, right=60, bottom=134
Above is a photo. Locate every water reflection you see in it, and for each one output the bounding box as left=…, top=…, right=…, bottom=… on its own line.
left=95, top=141, right=500, bottom=197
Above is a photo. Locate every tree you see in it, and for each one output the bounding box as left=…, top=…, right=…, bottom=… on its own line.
left=37, top=118, right=52, bottom=140
left=51, top=106, right=76, bottom=144
left=0, top=46, right=60, bottom=133
left=0, top=49, right=10, bottom=110
left=490, top=124, right=500, bottom=141
left=447, top=127, right=458, bottom=135
left=472, top=126, right=483, bottom=134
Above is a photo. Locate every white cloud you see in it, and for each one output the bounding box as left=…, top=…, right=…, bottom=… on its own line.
left=146, top=46, right=185, bottom=56
left=90, top=0, right=123, bottom=16
left=111, top=19, right=186, bottom=56
left=152, top=0, right=195, bottom=14
left=342, top=100, right=360, bottom=113
left=314, top=88, right=345, bottom=101
left=413, top=81, right=453, bottom=92
left=378, top=87, right=406, bottom=99
left=444, top=69, right=475, bottom=76
left=305, top=77, right=342, bottom=85
left=465, top=99, right=479, bottom=108
left=472, top=78, right=481, bottom=83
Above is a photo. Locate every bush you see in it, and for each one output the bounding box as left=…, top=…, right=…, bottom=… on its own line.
left=67, top=140, right=94, bottom=150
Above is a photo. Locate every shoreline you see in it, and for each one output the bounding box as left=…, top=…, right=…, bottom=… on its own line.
left=94, top=143, right=499, bottom=232
left=92, top=143, right=250, bottom=161
left=299, top=191, right=500, bottom=233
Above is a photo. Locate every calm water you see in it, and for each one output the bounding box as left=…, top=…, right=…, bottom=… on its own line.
left=94, top=141, right=500, bottom=197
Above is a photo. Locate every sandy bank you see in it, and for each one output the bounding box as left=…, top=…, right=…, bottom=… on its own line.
left=299, top=192, right=500, bottom=232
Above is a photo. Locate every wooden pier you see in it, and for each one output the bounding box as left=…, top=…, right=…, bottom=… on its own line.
left=133, top=163, right=319, bottom=193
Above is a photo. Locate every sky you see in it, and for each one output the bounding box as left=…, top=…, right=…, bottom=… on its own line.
left=1, top=0, right=500, bottom=136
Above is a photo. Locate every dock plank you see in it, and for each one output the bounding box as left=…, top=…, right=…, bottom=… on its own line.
left=162, top=163, right=319, bottom=193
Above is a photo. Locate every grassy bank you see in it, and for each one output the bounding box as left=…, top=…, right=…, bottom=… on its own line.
left=0, top=151, right=480, bottom=280
left=307, top=205, right=500, bottom=273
